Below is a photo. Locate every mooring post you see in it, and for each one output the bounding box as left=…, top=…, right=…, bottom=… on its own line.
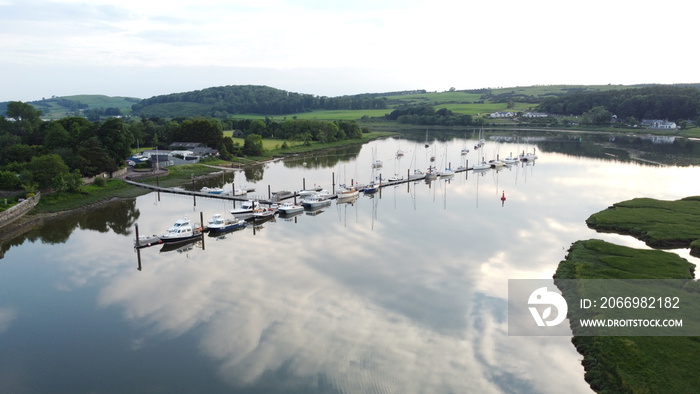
left=268, top=185, right=271, bottom=200
left=192, top=175, right=196, bottom=207
left=200, top=211, right=205, bottom=250
left=134, top=223, right=140, bottom=248
left=332, top=172, right=335, bottom=194
left=303, top=178, right=306, bottom=190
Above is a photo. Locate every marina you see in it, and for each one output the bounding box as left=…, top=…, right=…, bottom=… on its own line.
left=2, top=135, right=698, bottom=393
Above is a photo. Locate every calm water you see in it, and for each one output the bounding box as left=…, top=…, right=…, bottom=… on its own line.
left=1, top=132, right=699, bottom=393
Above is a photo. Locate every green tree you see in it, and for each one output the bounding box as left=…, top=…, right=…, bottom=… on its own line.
left=243, top=133, right=264, bottom=156
left=6, top=101, right=44, bottom=145
left=0, top=143, right=36, bottom=165
left=44, top=122, right=73, bottom=150
left=26, top=154, right=70, bottom=190
left=582, top=106, right=613, bottom=125
left=174, top=118, right=224, bottom=148
left=0, top=170, right=22, bottom=190
left=97, top=118, right=134, bottom=167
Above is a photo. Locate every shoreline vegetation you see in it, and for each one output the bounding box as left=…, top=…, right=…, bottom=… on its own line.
left=555, top=197, right=700, bottom=393
left=0, top=131, right=394, bottom=243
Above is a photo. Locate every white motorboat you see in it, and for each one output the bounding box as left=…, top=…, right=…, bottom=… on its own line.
left=277, top=202, right=304, bottom=214
left=206, top=213, right=247, bottom=233
left=301, top=195, right=333, bottom=209
left=160, top=216, right=202, bottom=244
left=200, top=187, right=224, bottom=194
left=231, top=200, right=261, bottom=218
left=134, top=234, right=161, bottom=247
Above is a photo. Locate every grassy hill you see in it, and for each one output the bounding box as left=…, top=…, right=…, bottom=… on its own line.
left=4, top=83, right=699, bottom=122
left=0, top=95, right=141, bottom=119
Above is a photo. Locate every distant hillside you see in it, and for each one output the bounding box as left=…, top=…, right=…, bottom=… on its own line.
left=131, top=85, right=388, bottom=118
left=3, top=83, right=699, bottom=121
left=0, top=95, right=140, bottom=120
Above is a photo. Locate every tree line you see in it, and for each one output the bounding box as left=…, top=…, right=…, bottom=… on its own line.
left=131, top=85, right=388, bottom=118
left=537, top=85, right=700, bottom=122
left=0, top=101, right=365, bottom=192
left=384, top=104, right=484, bottom=127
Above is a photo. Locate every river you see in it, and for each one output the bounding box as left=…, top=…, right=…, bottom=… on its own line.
left=1, top=130, right=698, bottom=393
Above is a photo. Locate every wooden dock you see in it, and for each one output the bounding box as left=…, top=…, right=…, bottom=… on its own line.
left=123, top=165, right=476, bottom=203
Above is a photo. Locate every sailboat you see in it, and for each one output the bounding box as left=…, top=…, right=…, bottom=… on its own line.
left=396, top=141, right=405, bottom=158
left=474, top=127, right=485, bottom=150
left=460, top=132, right=470, bottom=155
left=440, top=145, right=454, bottom=178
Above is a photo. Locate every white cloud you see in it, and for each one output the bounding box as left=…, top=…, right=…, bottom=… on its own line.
left=0, top=0, right=697, bottom=101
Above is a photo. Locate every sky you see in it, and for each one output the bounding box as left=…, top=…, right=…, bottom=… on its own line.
left=0, top=0, right=697, bottom=102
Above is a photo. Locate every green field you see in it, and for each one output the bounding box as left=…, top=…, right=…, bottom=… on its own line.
left=31, top=94, right=140, bottom=118
left=222, top=135, right=306, bottom=150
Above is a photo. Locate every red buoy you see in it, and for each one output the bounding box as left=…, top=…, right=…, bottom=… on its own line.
left=501, top=191, right=506, bottom=201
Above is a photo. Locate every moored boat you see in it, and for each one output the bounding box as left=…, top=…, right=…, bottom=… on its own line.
left=277, top=202, right=304, bottom=214
left=473, top=159, right=491, bottom=171
left=252, top=207, right=276, bottom=221
left=200, top=187, right=224, bottom=194
left=231, top=200, right=261, bottom=218
left=301, top=195, right=333, bottom=209
left=336, top=186, right=359, bottom=200
left=134, top=234, right=161, bottom=248
left=206, top=213, right=247, bottom=233
left=424, top=166, right=439, bottom=180
left=160, top=216, right=203, bottom=244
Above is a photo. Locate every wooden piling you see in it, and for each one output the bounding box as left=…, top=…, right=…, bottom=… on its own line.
left=199, top=211, right=205, bottom=250
left=135, top=223, right=141, bottom=248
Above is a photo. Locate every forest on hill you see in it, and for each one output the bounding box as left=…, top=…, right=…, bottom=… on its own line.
left=538, top=85, right=700, bottom=121
left=130, top=85, right=388, bottom=118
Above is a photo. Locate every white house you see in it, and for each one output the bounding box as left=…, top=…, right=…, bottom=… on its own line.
left=489, top=111, right=517, bottom=118
left=642, top=119, right=677, bottom=130
left=522, top=112, right=548, bottom=118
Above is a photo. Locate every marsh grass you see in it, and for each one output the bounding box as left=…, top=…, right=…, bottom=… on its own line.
left=586, top=197, right=700, bottom=251
left=556, top=222, right=700, bottom=392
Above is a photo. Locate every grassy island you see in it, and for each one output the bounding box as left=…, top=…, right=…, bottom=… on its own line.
left=556, top=197, right=700, bottom=393
left=585, top=196, right=700, bottom=257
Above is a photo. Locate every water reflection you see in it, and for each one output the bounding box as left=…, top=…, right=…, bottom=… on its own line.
left=1, top=199, right=139, bottom=256
left=283, top=145, right=363, bottom=169
left=1, top=132, right=699, bottom=393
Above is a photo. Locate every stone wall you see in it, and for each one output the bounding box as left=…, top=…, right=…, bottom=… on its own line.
left=81, top=168, right=129, bottom=185
left=0, top=192, right=40, bottom=229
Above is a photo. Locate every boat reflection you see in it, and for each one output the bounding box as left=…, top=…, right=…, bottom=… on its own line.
left=160, top=238, right=201, bottom=254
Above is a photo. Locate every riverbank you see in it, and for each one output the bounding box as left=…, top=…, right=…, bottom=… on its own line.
left=555, top=197, right=700, bottom=393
